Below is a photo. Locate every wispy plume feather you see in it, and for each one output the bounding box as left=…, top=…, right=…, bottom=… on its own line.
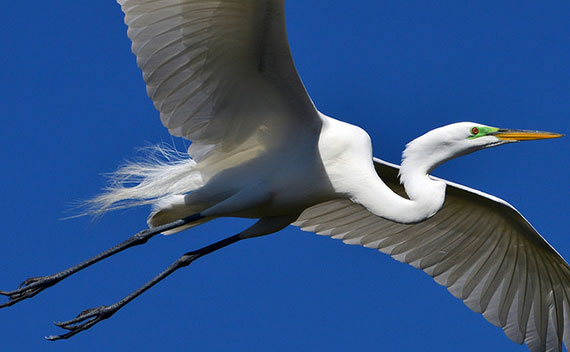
left=79, top=144, right=203, bottom=216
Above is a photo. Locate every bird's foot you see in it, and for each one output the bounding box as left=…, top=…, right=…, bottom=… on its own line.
left=0, top=275, right=60, bottom=308
left=46, top=305, right=116, bottom=341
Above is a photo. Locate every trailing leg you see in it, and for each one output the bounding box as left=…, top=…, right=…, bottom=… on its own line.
left=44, top=215, right=298, bottom=340
left=0, top=213, right=204, bottom=308
left=46, top=233, right=244, bottom=340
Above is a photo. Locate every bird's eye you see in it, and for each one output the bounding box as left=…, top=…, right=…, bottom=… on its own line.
left=471, top=127, right=479, bottom=135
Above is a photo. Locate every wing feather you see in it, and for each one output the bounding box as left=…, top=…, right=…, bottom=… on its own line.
left=117, top=0, right=320, bottom=166
left=293, top=159, right=570, bottom=352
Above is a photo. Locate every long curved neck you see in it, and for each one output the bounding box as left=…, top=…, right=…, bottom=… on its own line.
left=355, top=161, right=446, bottom=224
left=351, top=139, right=448, bottom=224
left=319, top=116, right=447, bottom=224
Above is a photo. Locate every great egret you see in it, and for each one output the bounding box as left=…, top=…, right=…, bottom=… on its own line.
left=0, top=1, right=567, bottom=351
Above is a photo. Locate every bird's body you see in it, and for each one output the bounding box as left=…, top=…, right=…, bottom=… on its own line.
left=1, top=1, right=568, bottom=351
left=149, top=114, right=373, bottom=230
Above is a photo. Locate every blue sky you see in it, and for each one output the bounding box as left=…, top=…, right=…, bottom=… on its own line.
left=1, top=1, right=568, bottom=351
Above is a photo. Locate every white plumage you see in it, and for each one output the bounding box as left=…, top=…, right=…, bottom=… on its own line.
left=2, top=1, right=566, bottom=350
left=92, top=1, right=567, bottom=351
left=103, top=1, right=568, bottom=350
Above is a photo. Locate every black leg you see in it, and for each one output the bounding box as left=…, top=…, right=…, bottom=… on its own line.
left=45, top=233, right=243, bottom=341
left=0, top=213, right=204, bottom=309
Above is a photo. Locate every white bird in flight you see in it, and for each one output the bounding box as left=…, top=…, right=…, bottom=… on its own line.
left=1, top=1, right=567, bottom=351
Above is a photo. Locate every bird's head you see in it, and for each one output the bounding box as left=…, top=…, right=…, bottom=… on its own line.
left=401, top=122, right=563, bottom=175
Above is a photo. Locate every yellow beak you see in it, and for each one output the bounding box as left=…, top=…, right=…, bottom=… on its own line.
left=492, top=129, right=564, bottom=141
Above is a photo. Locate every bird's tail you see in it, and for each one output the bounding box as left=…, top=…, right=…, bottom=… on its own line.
left=80, top=145, right=204, bottom=217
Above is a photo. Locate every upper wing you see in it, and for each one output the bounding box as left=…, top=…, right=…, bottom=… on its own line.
left=117, top=0, right=320, bottom=163
left=294, top=158, right=570, bottom=352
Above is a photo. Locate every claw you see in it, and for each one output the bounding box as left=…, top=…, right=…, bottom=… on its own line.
left=18, top=277, right=39, bottom=289
left=0, top=275, right=60, bottom=309
left=47, top=305, right=116, bottom=340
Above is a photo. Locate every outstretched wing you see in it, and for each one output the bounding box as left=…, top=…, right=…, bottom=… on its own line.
left=294, top=158, right=570, bottom=352
left=117, top=0, right=320, bottom=163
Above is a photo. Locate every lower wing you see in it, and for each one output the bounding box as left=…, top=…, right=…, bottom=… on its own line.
left=294, top=158, right=570, bottom=352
